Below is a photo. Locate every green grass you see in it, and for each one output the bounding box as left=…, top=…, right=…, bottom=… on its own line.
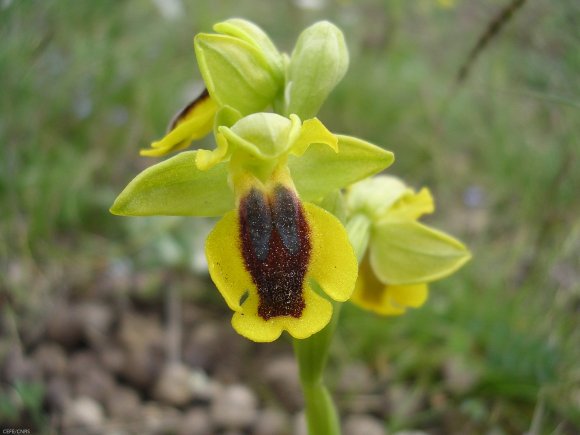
left=1, top=0, right=579, bottom=433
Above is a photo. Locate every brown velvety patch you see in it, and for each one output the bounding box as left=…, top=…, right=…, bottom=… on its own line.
left=239, top=186, right=311, bottom=320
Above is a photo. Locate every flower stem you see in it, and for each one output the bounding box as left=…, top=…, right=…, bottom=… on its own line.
left=293, top=305, right=341, bottom=435
left=293, top=213, right=370, bottom=435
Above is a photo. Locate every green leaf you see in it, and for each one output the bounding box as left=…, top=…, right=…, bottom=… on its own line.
left=289, top=134, right=394, bottom=201
left=110, top=151, right=234, bottom=217
left=370, top=220, right=471, bottom=285
left=194, top=34, right=281, bottom=115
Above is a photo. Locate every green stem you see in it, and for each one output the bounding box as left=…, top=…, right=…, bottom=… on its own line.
left=293, top=213, right=370, bottom=435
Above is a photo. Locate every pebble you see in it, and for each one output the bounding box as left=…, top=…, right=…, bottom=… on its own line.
left=292, top=411, right=307, bottom=435
left=344, top=414, right=386, bottom=435
left=211, top=383, right=258, bottom=429
left=46, top=303, right=83, bottom=348
left=45, top=377, right=72, bottom=412
left=120, top=347, right=164, bottom=391
left=33, top=343, right=68, bottom=378
left=178, top=408, right=213, bottom=435
left=105, top=385, right=141, bottom=420
left=264, top=356, right=304, bottom=411
left=62, top=396, right=105, bottom=434
left=142, top=402, right=181, bottom=434
left=254, top=408, right=289, bottom=435
left=117, top=312, right=164, bottom=354
left=183, top=321, right=227, bottom=370
left=78, top=302, right=114, bottom=347
left=1, top=347, right=40, bottom=383
left=73, top=366, right=115, bottom=403
left=153, top=362, right=194, bottom=407
left=99, top=344, right=126, bottom=375
left=386, top=384, right=424, bottom=420
left=339, top=362, right=375, bottom=394
left=443, top=357, right=479, bottom=395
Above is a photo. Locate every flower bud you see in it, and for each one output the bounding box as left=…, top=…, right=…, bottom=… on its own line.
left=285, top=21, right=349, bottom=119
left=194, top=19, right=284, bottom=115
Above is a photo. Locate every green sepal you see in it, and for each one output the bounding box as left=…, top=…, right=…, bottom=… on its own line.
left=213, top=19, right=284, bottom=82
left=194, top=34, right=282, bottom=115
left=286, top=21, right=349, bottom=119
left=289, top=134, right=394, bottom=202
left=110, top=151, right=234, bottom=217
left=370, top=220, right=471, bottom=285
left=346, top=176, right=409, bottom=221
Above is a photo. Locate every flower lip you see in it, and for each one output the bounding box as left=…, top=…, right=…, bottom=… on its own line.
left=239, top=184, right=311, bottom=320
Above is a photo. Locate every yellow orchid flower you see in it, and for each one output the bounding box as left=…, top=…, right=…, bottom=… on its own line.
left=112, top=113, right=394, bottom=341
left=346, top=176, right=471, bottom=316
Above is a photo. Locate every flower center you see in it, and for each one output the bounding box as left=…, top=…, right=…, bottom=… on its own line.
left=239, top=185, right=311, bottom=320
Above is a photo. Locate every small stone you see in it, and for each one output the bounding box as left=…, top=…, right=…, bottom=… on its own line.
left=99, top=344, right=125, bottom=375
left=153, top=362, right=194, bottom=406
left=78, top=302, right=114, bottom=347
left=392, top=432, right=429, bottom=435
left=120, top=347, right=164, bottom=391
left=443, top=357, right=479, bottom=395
left=142, top=402, right=181, bottom=434
left=105, top=385, right=141, bottom=420
left=292, top=411, right=307, bottom=435
left=254, top=408, right=289, bottom=435
left=1, top=347, right=40, bottom=383
left=264, top=356, right=303, bottom=411
left=189, top=369, right=218, bottom=403
left=386, top=384, right=424, bottom=420
left=46, top=303, right=83, bottom=348
left=178, top=408, right=213, bottom=435
left=344, top=414, right=386, bottom=435
left=118, top=311, right=164, bottom=354
left=339, top=363, right=375, bottom=394
left=63, top=396, right=105, bottom=434
left=211, top=384, right=258, bottom=429
left=33, top=343, right=68, bottom=378
left=183, top=321, right=224, bottom=370
left=73, top=366, right=115, bottom=403
left=45, top=377, right=72, bottom=412
left=68, top=351, right=100, bottom=381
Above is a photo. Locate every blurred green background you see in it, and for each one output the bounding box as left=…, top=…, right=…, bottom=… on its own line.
left=1, top=0, right=579, bottom=434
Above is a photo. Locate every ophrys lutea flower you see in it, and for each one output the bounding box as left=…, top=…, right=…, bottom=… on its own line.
left=345, top=176, right=471, bottom=316
left=112, top=113, right=394, bottom=341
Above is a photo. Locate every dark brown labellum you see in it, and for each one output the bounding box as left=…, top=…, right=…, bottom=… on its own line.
left=239, top=185, right=311, bottom=320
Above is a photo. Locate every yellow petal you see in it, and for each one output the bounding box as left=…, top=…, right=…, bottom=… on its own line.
left=389, top=283, right=429, bottom=308
left=304, top=203, right=358, bottom=302
left=350, top=256, right=404, bottom=315
left=205, top=210, right=254, bottom=311
left=388, top=187, right=434, bottom=221
left=231, top=283, right=332, bottom=342
left=291, top=117, right=338, bottom=156
left=140, top=93, right=217, bottom=157
left=195, top=131, right=230, bottom=170
left=350, top=256, right=428, bottom=316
